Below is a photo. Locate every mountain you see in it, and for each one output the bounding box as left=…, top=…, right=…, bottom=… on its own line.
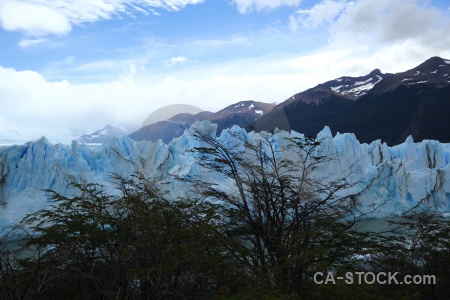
left=370, top=56, right=450, bottom=94
left=256, top=56, right=450, bottom=145
left=128, top=111, right=213, bottom=143
left=328, top=56, right=450, bottom=145
left=2, top=121, right=450, bottom=227
left=289, top=68, right=390, bottom=104
left=141, top=104, right=203, bottom=128
left=255, top=69, right=392, bottom=135
left=128, top=100, right=274, bottom=142
left=205, top=100, right=275, bottom=133
left=79, top=124, right=138, bottom=143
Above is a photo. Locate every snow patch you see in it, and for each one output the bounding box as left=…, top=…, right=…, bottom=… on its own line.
left=430, top=70, right=438, bottom=74
left=341, top=82, right=375, bottom=95
left=354, top=78, right=373, bottom=86
left=415, top=71, right=421, bottom=75
left=89, top=128, right=109, bottom=139
left=331, top=85, right=343, bottom=92
left=407, top=80, right=429, bottom=85
left=255, top=110, right=263, bottom=115
left=248, top=103, right=254, bottom=110
left=331, top=75, right=381, bottom=96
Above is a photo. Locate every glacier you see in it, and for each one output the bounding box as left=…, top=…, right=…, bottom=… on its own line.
left=1, top=120, right=450, bottom=227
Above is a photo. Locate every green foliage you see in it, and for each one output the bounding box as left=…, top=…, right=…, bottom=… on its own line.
left=2, top=130, right=450, bottom=299
left=365, top=211, right=450, bottom=300
left=1, top=174, right=236, bottom=299
left=0, top=226, right=51, bottom=299
left=187, top=127, right=369, bottom=296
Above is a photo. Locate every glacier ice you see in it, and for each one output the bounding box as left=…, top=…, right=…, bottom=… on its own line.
left=1, top=120, right=450, bottom=227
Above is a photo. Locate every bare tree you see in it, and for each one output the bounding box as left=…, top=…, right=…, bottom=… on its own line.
left=0, top=225, right=52, bottom=299
left=186, top=126, right=366, bottom=294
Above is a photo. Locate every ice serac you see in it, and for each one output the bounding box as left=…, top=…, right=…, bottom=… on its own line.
left=1, top=121, right=450, bottom=226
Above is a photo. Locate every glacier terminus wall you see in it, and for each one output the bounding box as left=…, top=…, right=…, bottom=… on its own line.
left=1, top=121, right=450, bottom=227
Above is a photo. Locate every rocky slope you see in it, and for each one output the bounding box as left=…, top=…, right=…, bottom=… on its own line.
left=256, top=56, right=450, bottom=145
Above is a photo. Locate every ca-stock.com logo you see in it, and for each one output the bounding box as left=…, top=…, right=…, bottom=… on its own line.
left=314, top=272, right=436, bottom=285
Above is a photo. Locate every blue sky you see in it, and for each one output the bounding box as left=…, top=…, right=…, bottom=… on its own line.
left=1, top=0, right=450, bottom=143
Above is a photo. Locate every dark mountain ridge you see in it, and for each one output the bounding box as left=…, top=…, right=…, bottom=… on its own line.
left=86, top=56, right=450, bottom=146
left=256, top=56, right=450, bottom=145
left=371, top=56, right=450, bottom=94
left=254, top=67, right=392, bottom=135
left=327, top=56, right=450, bottom=145
left=128, top=111, right=213, bottom=143
left=206, top=100, right=275, bottom=134
left=128, top=101, right=274, bottom=143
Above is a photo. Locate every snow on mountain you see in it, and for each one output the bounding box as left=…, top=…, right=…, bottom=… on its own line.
left=128, top=101, right=274, bottom=143
left=79, top=124, right=138, bottom=144
left=281, top=56, right=450, bottom=109
left=1, top=121, right=450, bottom=227
left=257, top=56, right=450, bottom=145
left=284, top=69, right=391, bottom=106
left=202, top=100, right=275, bottom=135
left=207, top=100, right=274, bottom=120
left=329, top=73, right=385, bottom=98
left=371, top=56, right=450, bottom=93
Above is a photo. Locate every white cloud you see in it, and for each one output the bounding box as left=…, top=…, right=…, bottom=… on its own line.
left=2, top=0, right=450, bottom=144
left=0, top=0, right=204, bottom=37
left=18, top=38, right=49, bottom=48
left=289, top=0, right=450, bottom=75
left=231, top=0, right=301, bottom=13
left=289, top=0, right=348, bottom=31
left=0, top=59, right=324, bottom=143
left=164, top=56, right=188, bottom=67
left=330, top=0, right=450, bottom=49
left=287, top=0, right=450, bottom=57
left=2, top=40, right=450, bottom=144
left=75, top=60, right=118, bottom=72
left=0, top=1, right=71, bottom=36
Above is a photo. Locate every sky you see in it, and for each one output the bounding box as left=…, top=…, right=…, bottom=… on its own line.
left=1, top=0, right=450, bottom=143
